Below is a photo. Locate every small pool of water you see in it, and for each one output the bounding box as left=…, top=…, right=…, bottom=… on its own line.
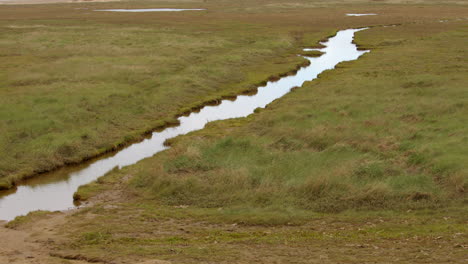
left=94, top=8, right=205, bottom=12
left=346, top=13, right=377, bottom=17
left=0, top=28, right=369, bottom=221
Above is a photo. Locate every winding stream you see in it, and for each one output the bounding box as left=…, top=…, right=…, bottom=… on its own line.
left=0, top=28, right=369, bottom=221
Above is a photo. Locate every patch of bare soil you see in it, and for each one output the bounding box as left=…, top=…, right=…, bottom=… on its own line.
left=0, top=211, right=86, bottom=263
left=0, top=179, right=159, bottom=263
left=0, top=174, right=145, bottom=263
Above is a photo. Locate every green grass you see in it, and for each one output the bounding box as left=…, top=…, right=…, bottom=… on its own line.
left=123, top=20, right=468, bottom=214
left=56, top=201, right=466, bottom=263
left=5, top=210, right=53, bottom=229
left=2, top=0, right=466, bottom=188
left=2, top=0, right=468, bottom=263
left=57, top=7, right=468, bottom=262
left=0, top=4, right=313, bottom=187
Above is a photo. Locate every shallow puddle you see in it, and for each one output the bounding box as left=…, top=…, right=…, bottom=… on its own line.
left=346, top=13, right=377, bottom=16
left=94, top=8, right=205, bottom=12
left=0, top=28, right=369, bottom=221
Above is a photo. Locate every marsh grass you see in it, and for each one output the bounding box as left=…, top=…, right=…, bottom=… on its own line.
left=0, top=5, right=310, bottom=187
left=2, top=0, right=466, bottom=188
left=5, top=210, right=52, bottom=229
left=72, top=12, right=467, bottom=220
left=2, top=1, right=468, bottom=262
left=57, top=199, right=467, bottom=263
left=125, top=20, right=468, bottom=214
left=63, top=19, right=468, bottom=261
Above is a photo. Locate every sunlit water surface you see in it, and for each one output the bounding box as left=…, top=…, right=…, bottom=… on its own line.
left=94, top=9, right=205, bottom=12
left=0, top=28, right=369, bottom=221
left=346, top=13, right=377, bottom=16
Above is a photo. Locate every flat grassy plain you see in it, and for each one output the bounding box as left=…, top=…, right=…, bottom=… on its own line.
left=143, top=20, right=468, bottom=214
left=0, top=0, right=466, bottom=188
left=58, top=18, right=468, bottom=263
left=0, top=0, right=313, bottom=188
left=1, top=0, right=467, bottom=263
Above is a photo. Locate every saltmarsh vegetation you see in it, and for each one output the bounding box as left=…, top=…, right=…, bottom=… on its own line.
left=1, top=0, right=465, bottom=189
left=0, top=2, right=310, bottom=188
left=1, top=0, right=467, bottom=262
left=129, top=20, right=468, bottom=214
left=63, top=3, right=468, bottom=262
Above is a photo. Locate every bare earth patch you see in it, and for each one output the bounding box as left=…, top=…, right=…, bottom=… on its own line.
left=0, top=212, right=73, bottom=264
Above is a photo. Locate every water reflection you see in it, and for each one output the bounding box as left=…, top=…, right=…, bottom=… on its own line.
left=94, top=9, right=205, bottom=12
left=346, top=13, right=377, bottom=17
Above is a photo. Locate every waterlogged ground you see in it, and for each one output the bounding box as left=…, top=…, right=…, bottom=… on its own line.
left=0, top=0, right=467, bottom=263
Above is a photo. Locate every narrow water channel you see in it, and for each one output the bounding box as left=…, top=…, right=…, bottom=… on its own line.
left=0, top=28, right=369, bottom=221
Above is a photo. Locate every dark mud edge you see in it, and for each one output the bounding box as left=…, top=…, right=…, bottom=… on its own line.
left=50, top=252, right=106, bottom=263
